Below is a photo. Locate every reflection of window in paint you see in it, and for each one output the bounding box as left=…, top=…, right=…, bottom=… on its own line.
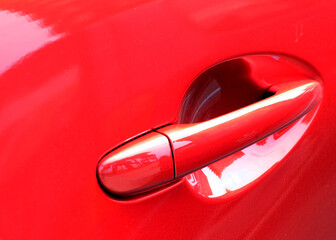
left=186, top=109, right=317, bottom=199
left=0, top=10, right=62, bottom=74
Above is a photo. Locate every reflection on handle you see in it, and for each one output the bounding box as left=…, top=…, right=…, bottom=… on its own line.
left=185, top=108, right=317, bottom=199
left=157, top=80, right=322, bottom=178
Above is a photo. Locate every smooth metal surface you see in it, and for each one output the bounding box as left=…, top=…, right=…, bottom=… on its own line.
left=158, top=80, right=322, bottom=177
left=101, top=80, right=321, bottom=197
left=0, top=0, right=335, bottom=239
left=97, top=132, right=174, bottom=196
left=185, top=109, right=317, bottom=199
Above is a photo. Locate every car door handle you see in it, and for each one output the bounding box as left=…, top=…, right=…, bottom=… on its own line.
left=97, top=80, right=322, bottom=197
left=157, top=80, right=322, bottom=177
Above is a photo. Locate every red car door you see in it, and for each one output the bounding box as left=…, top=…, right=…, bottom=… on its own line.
left=0, top=0, right=335, bottom=239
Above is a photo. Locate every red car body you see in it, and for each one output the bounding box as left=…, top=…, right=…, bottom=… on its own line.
left=0, top=0, right=336, bottom=239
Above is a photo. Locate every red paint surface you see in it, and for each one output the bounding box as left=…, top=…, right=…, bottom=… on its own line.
left=0, top=0, right=336, bottom=239
left=185, top=108, right=318, bottom=199
left=158, top=80, right=321, bottom=177
left=98, top=80, right=321, bottom=198
left=97, top=132, right=174, bottom=197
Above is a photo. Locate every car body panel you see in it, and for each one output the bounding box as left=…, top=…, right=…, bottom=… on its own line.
left=0, top=0, right=336, bottom=239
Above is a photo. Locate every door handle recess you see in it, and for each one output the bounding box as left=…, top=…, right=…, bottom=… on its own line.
left=97, top=80, right=322, bottom=197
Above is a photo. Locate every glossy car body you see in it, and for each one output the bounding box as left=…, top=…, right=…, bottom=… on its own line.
left=0, top=0, right=336, bottom=239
